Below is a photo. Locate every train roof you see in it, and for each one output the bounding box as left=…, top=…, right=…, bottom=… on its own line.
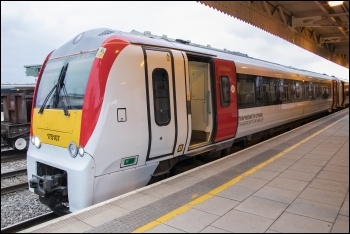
left=53, top=28, right=345, bottom=84
left=123, top=29, right=338, bottom=83
left=126, top=30, right=337, bottom=83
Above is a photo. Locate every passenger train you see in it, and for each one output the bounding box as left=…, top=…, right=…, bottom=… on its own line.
left=27, top=28, right=349, bottom=215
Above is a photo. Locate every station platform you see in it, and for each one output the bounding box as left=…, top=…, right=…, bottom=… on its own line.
left=23, top=108, right=349, bottom=233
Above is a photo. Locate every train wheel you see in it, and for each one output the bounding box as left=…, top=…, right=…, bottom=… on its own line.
left=13, top=137, right=27, bottom=151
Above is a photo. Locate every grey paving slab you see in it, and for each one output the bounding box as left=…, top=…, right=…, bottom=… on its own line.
left=211, top=209, right=274, bottom=233
left=140, top=182, right=182, bottom=198
left=287, top=147, right=312, bottom=155
left=339, top=199, right=349, bottom=216
left=188, top=166, right=223, bottom=179
left=303, top=153, right=334, bottom=161
left=297, top=158, right=329, bottom=166
left=199, top=226, right=230, bottom=233
left=80, top=206, right=129, bottom=228
left=308, top=178, right=349, bottom=194
left=328, top=158, right=349, bottom=167
left=164, top=208, right=219, bottom=233
left=54, top=221, right=93, bottom=233
left=316, top=170, right=349, bottom=183
left=253, top=186, right=300, bottom=204
left=261, top=163, right=290, bottom=173
left=234, top=176, right=269, bottom=190
left=280, top=152, right=305, bottom=160
left=323, top=164, right=349, bottom=174
left=145, top=224, right=186, bottom=233
left=271, top=157, right=298, bottom=166
left=279, top=169, right=316, bottom=182
left=192, top=195, right=239, bottom=216
left=331, top=215, right=349, bottom=233
left=215, top=185, right=256, bottom=201
left=286, top=198, right=340, bottom=222
left=248, top=169, right=280, bottom=180
left=234, top=196, right=288, bottom=219
left=270, top=212, right=332, bottom=233
left=267, top=177, right=309, bottom=192
left=298, top=187, right=347, bottom=207
left=26, top=217, right=85, bottom=233
left=163, top=174, right=202, bottom=187
left=301, top=139, right=323, bottom=147
left=288, top=163, right=323, bottom=173
left=309, top=149, right=337, bottom=156
left=265, top=230, right=280, bottom=233
left=111, top=192, right=159, bottom=210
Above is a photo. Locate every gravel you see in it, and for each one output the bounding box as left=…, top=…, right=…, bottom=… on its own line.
left=1, top=159, right=27, bottom=173
left=1, top=190, right=52, bottom=229
left=1, top=157, right=52, bottom=229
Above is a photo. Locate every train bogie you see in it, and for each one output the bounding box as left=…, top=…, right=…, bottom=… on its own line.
left=27, top=28, right=348, bottom=215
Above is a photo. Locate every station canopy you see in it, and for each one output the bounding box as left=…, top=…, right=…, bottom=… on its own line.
left=199, top=1, right=349, bottom=69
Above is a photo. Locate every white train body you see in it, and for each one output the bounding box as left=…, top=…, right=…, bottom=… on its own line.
left=27, top=28, right=348, bottom=214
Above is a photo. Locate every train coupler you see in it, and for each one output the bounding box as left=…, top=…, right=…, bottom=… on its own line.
left=29, top=174, right=68, bottom=197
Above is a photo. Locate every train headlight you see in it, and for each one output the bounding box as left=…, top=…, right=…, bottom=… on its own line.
left=68, top=142, right=78, bottom=158
left=78, top=146, right=85, bottom=157
left=30, top=136, right=35, bottom=145
left=34, top=136, right=41, bottom=149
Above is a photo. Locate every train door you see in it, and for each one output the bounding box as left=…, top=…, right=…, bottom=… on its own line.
left=340, top=81, right=345, bottom=107
left=332, top=78, right=339, bottom=110
left=188, top=61, right=213, bottom=149
left=144, top=48, right=176, bottom=159
left=213, top=58, right=238, bottom=142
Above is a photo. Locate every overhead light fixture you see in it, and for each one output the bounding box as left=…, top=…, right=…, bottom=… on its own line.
left=327, top=1, right=344, bottom=7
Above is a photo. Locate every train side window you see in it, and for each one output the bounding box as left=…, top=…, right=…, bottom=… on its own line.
left=280, top=80, right=290, bottom=101
left=152, top=68, right=170, bottom=126
left=237, top=74, right=255, bottom=104
left=303, top=82, right=309, bottom=99
left=315, top=84, right=322, bottom=99
left=308, top=83, right=315, bottom=100
left=322, top=85, right=330, bottom=99
left=295, top=82, right=301, bottom=99
left=220, top=76, right=230, bottom=107
left=256, top=76, right=272, bottom=103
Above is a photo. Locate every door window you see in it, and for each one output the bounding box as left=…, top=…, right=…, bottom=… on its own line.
left=152, top=68, right=170, bottom=126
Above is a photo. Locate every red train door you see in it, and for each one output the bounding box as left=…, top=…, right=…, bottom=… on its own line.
left=213, top=58, right=238, bottom=142
left=332, top=78, right=338, bottom=110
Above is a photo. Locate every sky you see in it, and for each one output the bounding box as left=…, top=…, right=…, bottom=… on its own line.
left=1, top=1, right=349, bottom=84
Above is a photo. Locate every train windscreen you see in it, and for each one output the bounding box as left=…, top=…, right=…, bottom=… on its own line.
left=35, top=51, right=95, bottom=111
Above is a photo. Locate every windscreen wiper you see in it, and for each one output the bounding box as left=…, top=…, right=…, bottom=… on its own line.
left=60, top=82, right=70, bottom=116
left=38, top=64, right=68, bottom=115
left=55, top=63, right=70, bottom=116
left=38, top=84, right=57, bottom=114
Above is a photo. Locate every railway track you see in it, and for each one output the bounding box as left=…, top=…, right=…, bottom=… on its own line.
left=1, top=149, right=27, bottom=163
left=1, top=168, right=28, bottom=195
left=1, top=168, right=27, bottom=179
left=0, top=212, right=59, bottom=233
